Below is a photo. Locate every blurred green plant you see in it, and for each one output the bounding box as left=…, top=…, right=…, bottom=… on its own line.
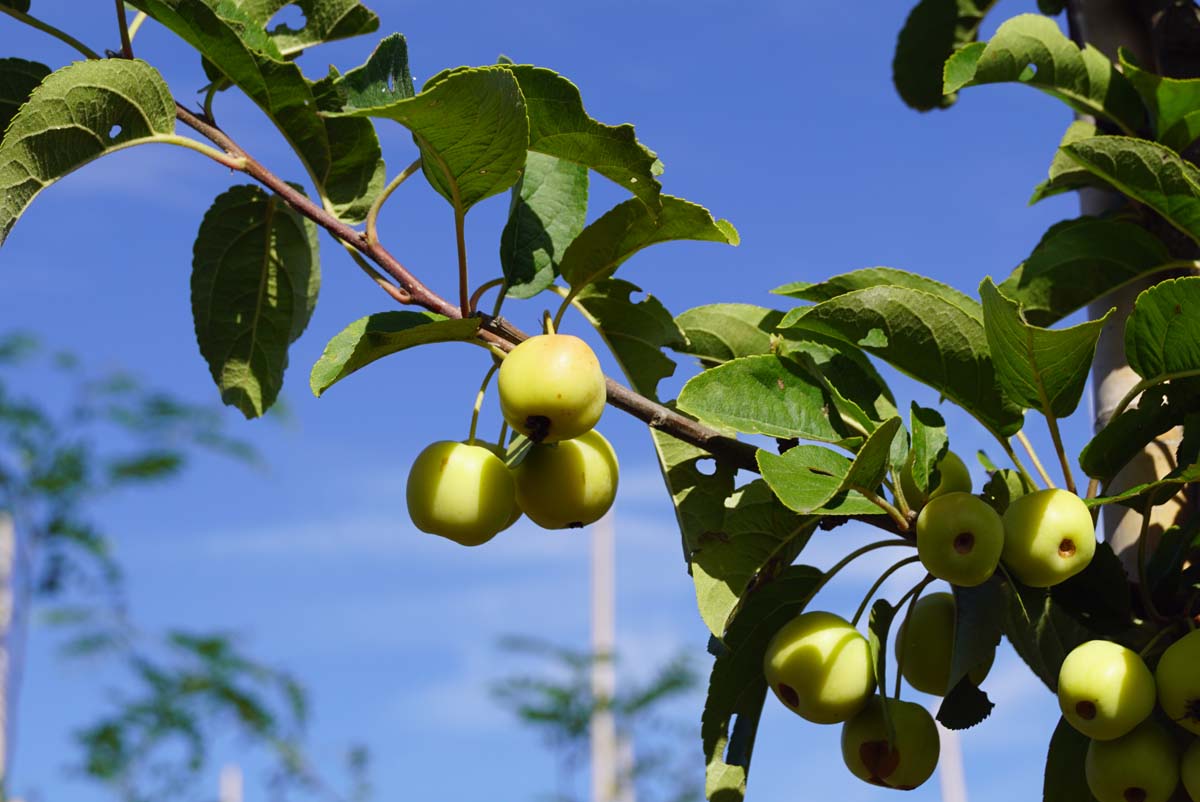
left=492, top=635, right=701, bottom=802
left=0, top=332, right=368, bottom=802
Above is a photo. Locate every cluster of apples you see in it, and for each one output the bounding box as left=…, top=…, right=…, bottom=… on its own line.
left=1058, top=632, right=1200, bottom=802
left=762, top=450, right=1101, bottom=790
left=405, top=333, right=619, bottom=545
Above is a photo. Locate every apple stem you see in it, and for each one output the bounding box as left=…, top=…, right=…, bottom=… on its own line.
left=468, top=278, right=506, bottom=315
left=1000, top=438, right=1041, bottom=493
left=851, top=556, right=922, bottom=626
left=365, top=158, right=423, bottom=247
left=467, top=362, right=501, bottom=446
left=1044, top=414, right=1078, bottom=496
left=542, top=309, right=556, bottom=336
left=1138, top=622, right=1182, bottom=658
left=1016, top=431, right=1057, bottom=490
left=852, top=486, right=911, bottom=533
left=893, top=574, right=935, bottom=700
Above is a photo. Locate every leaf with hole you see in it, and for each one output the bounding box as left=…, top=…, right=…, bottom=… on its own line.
left=237, top=0, right=380, bottom=56
left=558, top=195, right=738, bottom=290
left=499, top=152, right=588, bottom=298
left=756, top=446, right=887, bottom=517
left=127, top=0, right=385, bottom=223
left=192, top=185, right=319, bottom=418
left=0, top=59, right=175, bottom=247
left=943, top=14, right=1144, bottom=134
left=998, top=217, right=1172, bottom=326
left=309, top=311, right=482, bottom=397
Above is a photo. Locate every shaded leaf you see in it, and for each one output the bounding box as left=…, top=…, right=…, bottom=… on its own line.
left=1044, top=717, right=1098, bottom=802
left=774, top=266, right=981, bottom=320
left=1120, top=49, right=1200, bottom=152
left=908, top=403, right=949, bottom=497
left=943, top=14, right=1144, bottom=134
left=0, top=57, right=50, bottom=134
left=499, top=152, right=588, bottom=298
left=192, top=185, right=320, bottom=418
left=980, top=277, right=1109, bottom=418
left=309, top=311, right=481, bottom=396
left=575, top=278, right=683, bottom=401
left=0, top=59, right=175, bottom=246
left=239, top=0, right=380, bottom=56
left=1125, top=276, right=1200, bottom=385
left=1062, top=136, right=1200, bottom=247
left=892, top=0, right=998, bottom=111
left=867, top=599, right=898, bottom=744
left=998, top=217, right=1172, bottom=326
left=559, top=195, right=737, bottom=291
left=937, top=677, right=993, bottom=729
left=781, top=286, right=1024, bottom=438
left=999, top=577, right=1098, bottom=691
left=1051, top=543, right=1131, bottom=635
left=842, top=416, right=902, bottom=493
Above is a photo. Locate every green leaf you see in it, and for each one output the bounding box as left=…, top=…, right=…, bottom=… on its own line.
left=892, top=0, right=998, bottom=111
left=675, top=304, right=783, bottom=366
left=0, top=59, right=175, bottom=246
left=937, top=582, right=1001, bottom=730
left=867, top=599, right=898, bottom=743
left=691, top=481, right=818, bottom=636
left=574, top=278, right=684, bottom=401
left=0, top=57, right=50, bottom=134
left=0, top=1, right=31, bottom=12
left=998, top=217, right=1172, bottom=326
left=309, top=311, right=481, bottom=396
left=192, top=185, right=320, bottom=418
left=499, top=152, right=588, bottom=298
left=756, top=446, right=886, bottom=516
left=1089, top=461, right=1200, bottom=511
left=1080, top=379, right=1200, bottom=480
left=842, top=416, right=902, bottom=493
left=238, top=0, right=380, bottom=56
left=505, top=65, right=663, bottom=213
left=1029, top=120, right=1109, bottom=204
left=702, top=566, right=823, bottom=802
left=1125, top=276, right=1200, bottom=385
left=1062, top=136, right=1200, bottom=247
left=1120, top=49, right=1200, bottom=152
left=781, top=286, right=1024, bottom=438
left=780, top=335, right=900, bottom=430
left=330, top=65, right=528, bottom=212
left=980, top=467, right=1027, bottom=513
left=774, top=266, right=981, bottom=320
left=980, top=277, right=1109, bottom=418
left=943, top=14, right=1144, bottom=135
left=999, top=578, right=1096, bottom=691
left=676, top=355, right=850, bottom=443
left=319, top=31, right=413, bottom=109
left=559, top=195, right=738, bottom=291
left=908, top=403, right=949, bottom=496
left=127, top=0, right=385, bottom=223
left=1044, top=718, right=1098, bottom=802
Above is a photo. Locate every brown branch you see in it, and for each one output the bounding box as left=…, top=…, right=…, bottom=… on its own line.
left=173, top=102, right=762, bottom=473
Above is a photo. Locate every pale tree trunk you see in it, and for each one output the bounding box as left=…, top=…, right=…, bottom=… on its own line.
left=1070, top=0, right=1200, bottom=572
left=591, top=514, right=620, bottom=802
left=0, top=513, right=14, bottom=796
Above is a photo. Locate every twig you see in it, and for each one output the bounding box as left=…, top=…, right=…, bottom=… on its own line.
left=127, top=11, right=148, bottom=40
left=893, top=574, right=935, bottom=699
left=469, top=278, right=505, bottom=315
left=851, top=556, right=922, bottom=626
left=365, top=158, right=422, bottom=246
left=113, top=0, right=134, bottom=59
left=0, top=6, right=102, bottom=59
left=1016, top=431, right=1056, bottom=489
left=850, top=485, right=910, bottom=533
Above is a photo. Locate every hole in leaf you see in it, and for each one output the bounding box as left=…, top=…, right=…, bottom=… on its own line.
left=108, top=124, right=123, bottom=139
left=1020, top=62, right=1038, bottom=82
left=695, top=457, right=717, bottom=476
left=266, top=3, right=307, bottom=34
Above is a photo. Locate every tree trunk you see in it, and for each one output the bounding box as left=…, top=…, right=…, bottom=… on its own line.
left=1070, top=0, right=1200, bottom=575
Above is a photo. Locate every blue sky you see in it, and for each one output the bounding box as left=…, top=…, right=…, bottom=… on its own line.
left=0, top=1, right=1098, bottom=800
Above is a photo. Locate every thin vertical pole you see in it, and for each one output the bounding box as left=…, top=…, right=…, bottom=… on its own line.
left=591, top=514, right=617, bottom=802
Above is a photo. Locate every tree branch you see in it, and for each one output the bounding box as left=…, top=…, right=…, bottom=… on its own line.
left=172, top=103, right=762, bottom=473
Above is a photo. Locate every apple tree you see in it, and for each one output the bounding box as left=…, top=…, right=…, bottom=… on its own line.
left=1, top=0, right=1198, bottom=799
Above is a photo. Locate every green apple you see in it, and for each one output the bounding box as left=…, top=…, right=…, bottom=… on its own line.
left=1156, top=628, right=1200, bottom=736
left=895, top=591, right=994, bottom=695
left=1181, top=738, right=1200, bottom=802
left=406, top=441, right=518, bottom=546
left=1001, top=488, right=1096, bottom=587
left=1085, top=720, right=1180, bottom=802
left=901, top=449, right=972, bottom=507
left=497, top=333, right=606, bottom=443
left=841, top=696, right=940, bottom=790
left=1057, top=640, right=1155, bottom=740
left=915, top=492, right=1005, bottom=587
left=514, top=429, right=618, bottom=529
left=763, top=611, right=875, bottom=724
